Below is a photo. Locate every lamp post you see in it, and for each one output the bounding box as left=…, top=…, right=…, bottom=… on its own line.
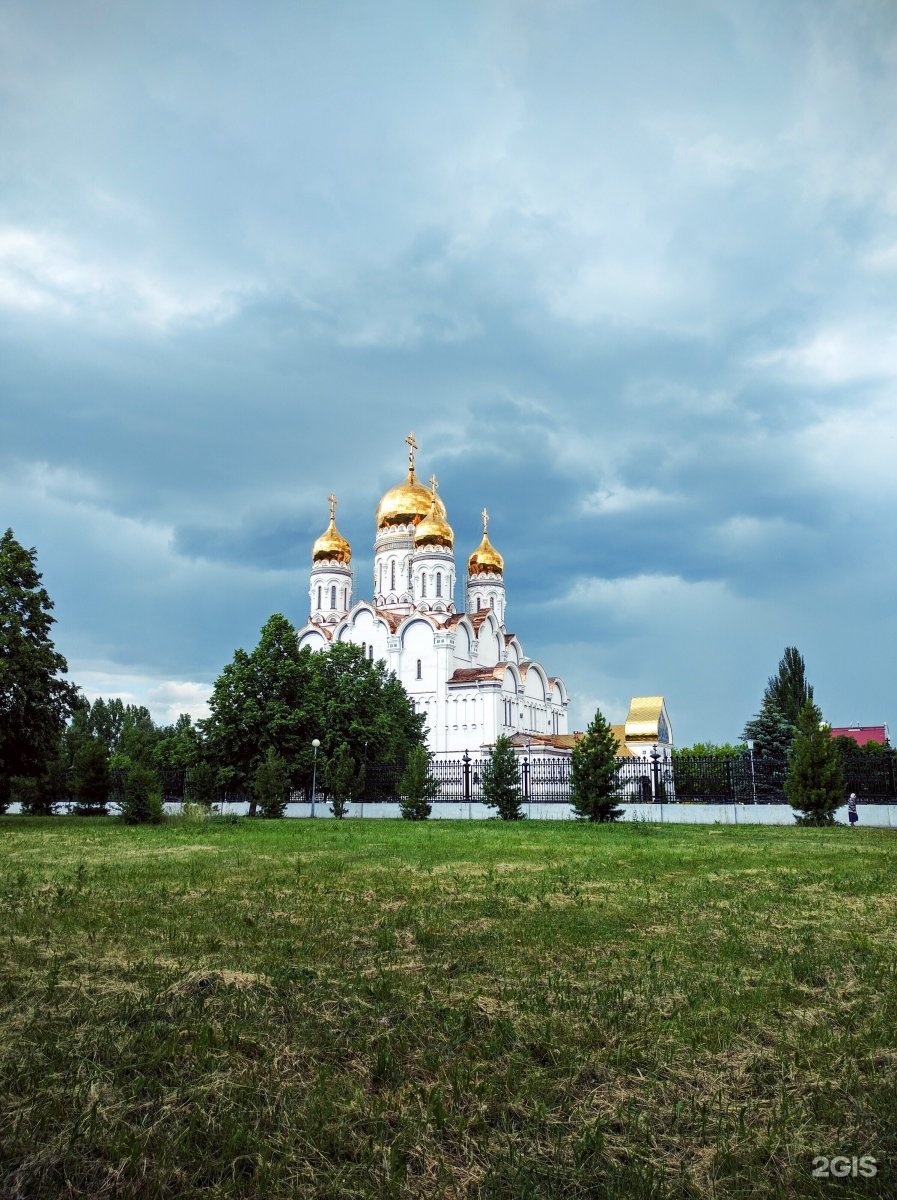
left=310, top=738, right=321, bottom=818
left=650, top=746, right=663, bottom=822
left=746, top=739, right=757, bottom=806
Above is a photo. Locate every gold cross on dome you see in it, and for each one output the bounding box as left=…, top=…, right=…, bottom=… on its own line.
left=428, top=473, right=439, bottom=494
left=327, top=493, right=337, bottom=521
left=405, top=431, right=418, bottom=474
left=481, top=507, right=489, bottom=533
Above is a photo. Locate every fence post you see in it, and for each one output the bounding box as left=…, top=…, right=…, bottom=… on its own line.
left=462, top=751, right=471, bottom=806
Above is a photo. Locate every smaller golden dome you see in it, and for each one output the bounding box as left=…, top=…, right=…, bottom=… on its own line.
left=312, top=496, right=351, bottom=565
left=415, top=495, right=454, bottom=550
left=468, top=508, right=503, bottom=576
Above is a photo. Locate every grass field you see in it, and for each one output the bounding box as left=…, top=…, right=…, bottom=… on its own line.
left=1, top=816, right=894, bottom=1199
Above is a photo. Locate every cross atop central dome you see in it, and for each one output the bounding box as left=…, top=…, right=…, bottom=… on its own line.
left=375, top=431, right=447, bottom=531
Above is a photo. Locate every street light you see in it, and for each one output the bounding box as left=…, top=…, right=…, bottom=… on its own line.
left=746, top=739, right=757, bottom=806
left=310, top=738, right=321, bottom=818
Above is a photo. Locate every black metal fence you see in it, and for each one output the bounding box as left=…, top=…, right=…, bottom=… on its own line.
left=41, top=749, right=897, bottom=810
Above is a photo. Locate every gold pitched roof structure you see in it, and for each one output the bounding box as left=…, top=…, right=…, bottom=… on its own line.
left=624, top=696, right=671, bottom=744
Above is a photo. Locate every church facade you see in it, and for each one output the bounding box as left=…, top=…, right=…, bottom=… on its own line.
left=296, top=434, right=569, bottom=754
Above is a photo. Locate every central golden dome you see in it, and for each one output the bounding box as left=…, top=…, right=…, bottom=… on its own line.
left=414, top=494, right=454, bottom=549
left=376, top=469, right=447, bottom=531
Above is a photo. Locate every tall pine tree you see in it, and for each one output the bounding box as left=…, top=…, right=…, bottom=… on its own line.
left=764, top=647, right=814, bottom=726
left=570, top=708, right=623, bottom=822
left=483, top=736, right=523, bottom=820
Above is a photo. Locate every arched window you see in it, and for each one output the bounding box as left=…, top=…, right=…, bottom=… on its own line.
left=477, top=597, right=481, bottom=611
left=490, top=596, right=494, bottom=608
left=378, top=562, right=383, bottom=593
left=369, top=645, right=374, bottom=661
left=317, top=585, right=322, bottom=610
left=362, top=641, right=366, bottom=655
left=344, top=588, right=348, bottom=610
left=421, top=574, right=427, bottom=598
left=416, top=659, right=422, bottom=680
left=330, top=585, right=337, bottom=609
left=390, top=560, right=396, bottom=591
left=436, top=572, right=442, bottom=598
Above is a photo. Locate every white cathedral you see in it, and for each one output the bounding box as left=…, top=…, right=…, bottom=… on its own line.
left=296, top=434, right=570, bottom=755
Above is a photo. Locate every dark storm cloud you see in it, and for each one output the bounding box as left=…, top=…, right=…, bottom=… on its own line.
left=3, top=0, right=897, bottom=740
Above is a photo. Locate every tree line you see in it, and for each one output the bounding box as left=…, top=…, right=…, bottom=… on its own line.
left=1, top=528, right=868, bottom=826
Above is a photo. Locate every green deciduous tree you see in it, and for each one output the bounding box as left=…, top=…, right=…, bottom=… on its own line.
left=483, top=735, right=523, bottom=820
left=0, top=529, right=80, bottom=811
left=252, top=747, right=291, bottom=818
left=570, top=708, right=623, bottom=822
left=325, top=743, right=365, bottom=818
left=400, top=744, right=438, bottom=820
left=204, top=614, right=319, bottom=797
left=202, top=617, right=426, bottom=798
left=785, top=700, right=844, bottom=825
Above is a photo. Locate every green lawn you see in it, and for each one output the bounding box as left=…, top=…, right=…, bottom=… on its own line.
left=1, top=816, right=894, bottom=1199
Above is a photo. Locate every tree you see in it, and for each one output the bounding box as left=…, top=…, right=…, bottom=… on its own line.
left=312, top=641, right=425, bottom=775
left=203, top=614, right=320, bottom=797
left=399, top=744, right=438, bottom=820
left=72, top=735, right=112, bottom=816
left=120, top=762, right=164, bottom=825
left=202, top=618, right=427, bottom=799
left=325, top=743, right=365, bottom=818
left=186, top=760, right=218, bottom=808
left=570, top=708, right=623, bottom=822
left=483, top=736, right=523, bottom=820
left=252, top=748, right=291, bottom=818
left=0, top=529, right=80, bottom=811
left=764, top=646, right=814, bottom=727
left=742, top=695, right=794, bottom=803
left=785, top=699, right=844, bottom=825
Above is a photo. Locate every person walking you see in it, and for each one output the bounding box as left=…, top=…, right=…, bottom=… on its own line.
left=847, top=792, right=858, bottom=826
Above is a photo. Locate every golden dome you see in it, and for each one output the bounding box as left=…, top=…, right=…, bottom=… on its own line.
left=376, top=469, right=446, bottom=531
left=468, top=508, right=504, bottom=576
left=312, top=496, right=351, bottom=564
left=414, top=494, right=454, bottom=550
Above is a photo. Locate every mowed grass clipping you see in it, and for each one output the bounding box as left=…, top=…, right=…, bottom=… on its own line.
left=0, top=817, right=895, bottom=1199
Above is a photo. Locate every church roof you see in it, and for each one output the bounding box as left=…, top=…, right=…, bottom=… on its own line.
left=624, top=696, right=667, bottom=742
left=372, top=607, right=403, bottom=632
left=448, top=665, right=505, bottom=685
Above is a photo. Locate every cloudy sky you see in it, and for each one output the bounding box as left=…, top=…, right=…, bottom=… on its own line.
left=2, top=0, right=896, bottom=745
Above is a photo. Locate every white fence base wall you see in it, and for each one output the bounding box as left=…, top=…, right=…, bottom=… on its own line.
left=212, top=801, right=897, bottom=826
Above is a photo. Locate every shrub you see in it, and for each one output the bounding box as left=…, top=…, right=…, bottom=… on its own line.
left=399, top=745, right=438, bottom=820
left=252, top=748, right=291, bottom=818
left=72, top=735, right=111, bottom=816
left=120, top=762, right=164, bottom=825
left=785, top=700, right=844, bottom=826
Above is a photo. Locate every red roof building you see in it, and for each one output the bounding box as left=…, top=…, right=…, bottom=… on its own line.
left=829, top=725, right=889, bottom=747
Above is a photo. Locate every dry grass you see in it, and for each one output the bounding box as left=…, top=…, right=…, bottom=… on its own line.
left=0, top=815, right=894, bottom=1198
